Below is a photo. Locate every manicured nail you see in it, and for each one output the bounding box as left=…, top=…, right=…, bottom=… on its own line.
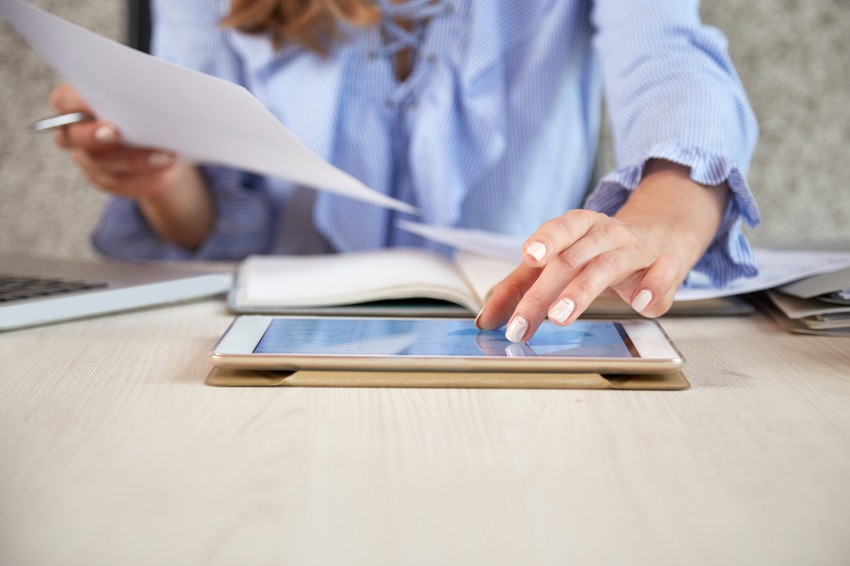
left=474, top=307, right=486, bottom=328
left=148, top=152, right=174, bottom=168
left=525, top=242, right=547, bottom=262
left=631, top=289, right=653, bottom=313
left=94, top=124, right=118, bottom=144
left=548, top=298, right=575, bottom=323
left=505, top=316, right=528, bottom=343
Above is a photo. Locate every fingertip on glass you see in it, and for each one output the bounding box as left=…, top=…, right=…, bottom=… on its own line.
left=505, top=315, right=528, bottom=343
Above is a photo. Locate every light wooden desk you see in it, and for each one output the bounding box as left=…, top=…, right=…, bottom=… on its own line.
left=1, top=300, right=848, bottom=566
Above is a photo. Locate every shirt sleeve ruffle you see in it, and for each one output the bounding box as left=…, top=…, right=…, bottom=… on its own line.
left=584, top=142, right=760, bottom=288
left=92, top=166, right=274, bottom=261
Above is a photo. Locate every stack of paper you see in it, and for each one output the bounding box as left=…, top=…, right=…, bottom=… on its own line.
left=762, top=268, right=850, bottom=336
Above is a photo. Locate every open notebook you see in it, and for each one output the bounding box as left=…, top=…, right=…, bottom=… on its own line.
left=228, top=248, right=755, bottom=317
left=0, top=255, right=233, bottom=331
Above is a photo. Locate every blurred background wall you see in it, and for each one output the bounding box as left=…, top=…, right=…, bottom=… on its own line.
left=1, top=0, right=848, bottom=260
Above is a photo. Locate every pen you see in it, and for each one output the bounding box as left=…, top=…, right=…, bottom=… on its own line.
left=30, top=111, right=92, bottom=133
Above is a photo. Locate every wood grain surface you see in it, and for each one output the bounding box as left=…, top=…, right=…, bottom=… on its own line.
left=1, top=300, right=848, bottom=566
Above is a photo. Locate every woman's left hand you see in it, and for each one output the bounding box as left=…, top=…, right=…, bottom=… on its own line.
left=475, top=159, right=729, bottom=342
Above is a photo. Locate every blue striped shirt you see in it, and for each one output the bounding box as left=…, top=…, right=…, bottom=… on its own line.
left=94, top=0, right=760, bottom=287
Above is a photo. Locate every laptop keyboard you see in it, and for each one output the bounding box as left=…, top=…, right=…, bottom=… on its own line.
left=0, top=274, right=108, bottom=303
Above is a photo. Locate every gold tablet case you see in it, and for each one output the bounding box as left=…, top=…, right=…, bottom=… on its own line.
left=206, top=367, right=689, bottom=390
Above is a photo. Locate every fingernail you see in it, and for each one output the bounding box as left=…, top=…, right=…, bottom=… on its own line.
left=94, top=124, right=118, bottom=144
left=525, top=242, right=547, bottom=262
left=505, top=316, right=528, bottom=343
left=548, top=298, right=575, bottom=323
left=631, top=289, right=653, bottom=313
left=474, top=307, right=486, bottom=328
left=148, top=152, right=174, bottom=168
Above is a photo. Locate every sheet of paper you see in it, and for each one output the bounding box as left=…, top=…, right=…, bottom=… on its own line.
left=397, top=221, right=850, bottom=302
left=0, top=0, right=414, bottom=213
left=397, top=220, right=525, bottom=263
left=677, top=249, right=850, bottom=301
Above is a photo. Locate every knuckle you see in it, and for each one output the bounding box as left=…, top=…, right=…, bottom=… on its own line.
left=591, top=253, right=621, bottom=274
left=541, top=215, right=570, bottom=237
left=553, top=249, right=583, bottom=272
left=521, top=289, right=553, bottom=312
left=658, top=269, right=679, bottom=288
left=595, top=216, right=618, bottom=234
left=660, top=252, right=682, bottom=272
left=571, top=209, right=599, bottom=223
left=491, top=278, right=525, bottom=305
left=646, top=258, right=682, bottom=288
left=568, top=280, right=595, bottom=305
left=601, top=220, right=632, bottom=243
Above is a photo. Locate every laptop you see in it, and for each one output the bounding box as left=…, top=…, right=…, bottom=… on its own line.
left=0, top=254, right=234, bottom=331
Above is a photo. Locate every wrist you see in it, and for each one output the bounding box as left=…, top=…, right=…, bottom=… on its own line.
left=137, top=161, right=194, bottom=206
left=615, top=159, right=729, bottom=270
left=138, top=164, right=214, bottom=250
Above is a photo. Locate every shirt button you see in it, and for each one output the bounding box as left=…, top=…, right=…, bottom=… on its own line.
left=425, top=52, right=437, bottom=64
left=367, top=50, right=379, bottom=60
left=408, top=101, right=419, bottom=112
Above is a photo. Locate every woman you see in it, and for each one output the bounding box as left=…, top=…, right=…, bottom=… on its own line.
left=50, top=0, right=759, bottom=342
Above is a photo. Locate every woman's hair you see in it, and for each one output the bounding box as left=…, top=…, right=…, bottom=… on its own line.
left=223, top=0, right=381, bottom=55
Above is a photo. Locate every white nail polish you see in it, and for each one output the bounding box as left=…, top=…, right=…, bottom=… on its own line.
left=548, top=298, right=575, bottom=323
left=148, top=152, right=173, bottom=168
left=631, top=289, right=653, bottom=313
left=505, top=316, right=528, bottom=343
left=94, top=125, right=118, bottom=144
left=525, top=242, right=547, bottom=262
left=474, top=307, right=486, bottom=328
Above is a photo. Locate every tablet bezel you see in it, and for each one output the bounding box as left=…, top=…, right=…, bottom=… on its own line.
left=210, top=315, right=685, bottom=374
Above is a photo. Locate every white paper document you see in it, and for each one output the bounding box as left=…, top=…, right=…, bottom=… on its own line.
left=677, top=249, right=850, bottom=301
left=0, top=0, right=414, bottom=213
left=397, top=220, right=526, bottom=263
left=397, top=221, right=850, bottom=301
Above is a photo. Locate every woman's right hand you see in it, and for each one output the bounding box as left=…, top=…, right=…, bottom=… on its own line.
left=48, top=83, right=214, bottom=250
left=49, top=82, right=177, bottom=200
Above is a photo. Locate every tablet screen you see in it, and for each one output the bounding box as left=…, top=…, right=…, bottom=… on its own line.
left=253, top=318, right=639, bottom=358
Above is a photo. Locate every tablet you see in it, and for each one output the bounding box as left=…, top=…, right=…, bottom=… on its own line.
left=210, top=316, right=685, bottom=374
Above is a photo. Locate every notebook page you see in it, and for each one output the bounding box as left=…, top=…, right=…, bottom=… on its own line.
left=235, top=249, right=482, bottom=312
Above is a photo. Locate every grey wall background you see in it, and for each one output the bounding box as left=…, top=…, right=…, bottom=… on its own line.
left=1, top=0, right=848, bottom=261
